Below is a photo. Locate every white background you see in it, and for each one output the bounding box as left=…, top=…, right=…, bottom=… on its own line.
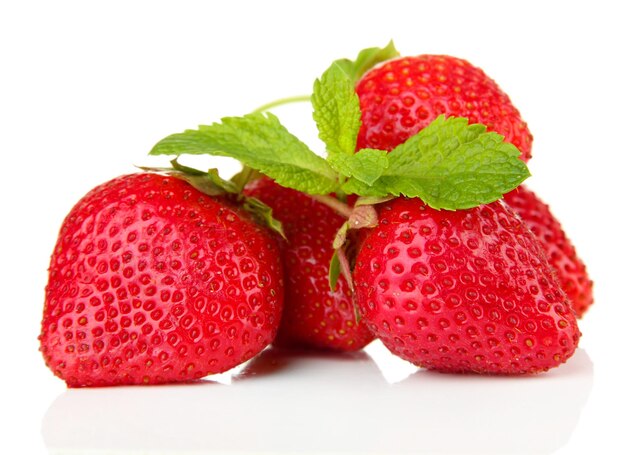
left=1, top=1, right=624, bottom=453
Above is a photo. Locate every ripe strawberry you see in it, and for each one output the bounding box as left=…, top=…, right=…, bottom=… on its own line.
left=39, top=173, right=283, bottom=387
left=244, top=177, right=374, bottom=351
left=356, top=55, right=533, bottom=162
left=353, top=197, right=580, bottom=374
left=503, top=186, right=593, bottom=317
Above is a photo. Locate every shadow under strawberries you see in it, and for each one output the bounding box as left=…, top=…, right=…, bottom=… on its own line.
left=41, top=345, right=593, bottom=455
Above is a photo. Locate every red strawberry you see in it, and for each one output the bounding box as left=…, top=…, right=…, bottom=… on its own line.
left=356, top=55, right=533, bottom=162
left=39, top=173, right=283, bottom=387
left=353, top=197, right=580, bottom=374
left=503, top=186, right=593, bottom=317
left=244, top=177, right=374, bottom=351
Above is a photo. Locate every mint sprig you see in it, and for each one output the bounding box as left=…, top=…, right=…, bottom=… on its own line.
left=147, top=42, right=533, bottom=301
left=149, top=43, right=530, bottom=212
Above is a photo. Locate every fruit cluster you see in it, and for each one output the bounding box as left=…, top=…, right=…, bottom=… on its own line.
left=39, top=42, right=592, bottom=387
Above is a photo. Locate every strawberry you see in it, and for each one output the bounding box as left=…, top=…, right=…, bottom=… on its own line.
left=503, top=186, right=593, bottom=317
left=39, top=172, right=284, bottom=387
left=356, top=55, right=533, bottom=162
left=353, top=197, right=580, bottom=374
left=244, top=177, right=373, bottom=351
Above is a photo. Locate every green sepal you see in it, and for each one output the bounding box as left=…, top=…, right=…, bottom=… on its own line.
left=329, top=250, right=341, bottom=291
left=139, top=160, right=286, bottom=239
left=332, top=221, right=350, bottom=250
left=230, top=166, right=264, bottom=192
left=138, top=159, right=237, bottom=197
left=327, top=247, right=354, bottom=293
left=241, top=196, right=286, bottom=240
left=334, top=40, right=400, bottom=83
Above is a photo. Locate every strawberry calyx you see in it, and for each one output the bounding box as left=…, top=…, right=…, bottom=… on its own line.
left=304, top=194, right=381, bottom=292
left=139, top=158, right=236, bottom=196
left=332, top=40, right=400, bottom=84
left=330, top=204, right=378, bottom=251
left=140, top=158, right=286, bottom=239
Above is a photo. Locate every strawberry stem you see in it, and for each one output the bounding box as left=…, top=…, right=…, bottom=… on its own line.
left=335, top=247, right=354, bottom=293
left=229, top=95, right=312, bottom=191
left=252, top=95, right=311, bottom=113
left=311, top=194, right=353, bottom=218
left=348, top=205, right=378, bottom=229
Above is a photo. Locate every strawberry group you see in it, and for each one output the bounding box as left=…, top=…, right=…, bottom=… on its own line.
left=41, top=42, right=593, bottom=387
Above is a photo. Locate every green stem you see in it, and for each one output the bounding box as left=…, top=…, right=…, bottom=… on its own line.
left=226, top=95, right=311, bottom=189
left=252, top=95, right=311, bottom=113
left=311, top=194, right=353, bottom=219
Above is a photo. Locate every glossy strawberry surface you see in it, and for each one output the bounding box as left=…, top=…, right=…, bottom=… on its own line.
left=244, top=178, right=374, bottom=351
left=354, top=197, right=580, bottom=374
left=504, top=186, right=593, bottom=317
left=40, top=173, right=283, bottom=387
left=356, top=55, right=533, bottom=162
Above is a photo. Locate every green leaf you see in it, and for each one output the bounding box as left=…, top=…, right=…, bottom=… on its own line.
left=311, top=62, right=362, bottom=160
left=310, top=42, right=399, bottom=168
left=150, top=112, right=339, bottom=195
left=334, top=40, right=400, bottom=83
left=327, top=148, right=389, bottom=185
left=341, top=177, right=389, bottom=197
left=371, top=116, right=531, bottom=209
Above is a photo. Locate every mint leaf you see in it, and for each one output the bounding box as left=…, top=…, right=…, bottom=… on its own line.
left=334, top=40, right=400, bottom=83
left=311, top=62, right=362, bottom=160
left=370, top=116, right=530, bottom=209
left=341, top=177, right=389, bottom=197
left=150, top=112, right=339, bottom=195
left=310, top=42, right=399, bottom=185
left=328, top=148, right=389, bottom=185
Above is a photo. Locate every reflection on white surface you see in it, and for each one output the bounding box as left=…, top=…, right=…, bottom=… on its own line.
left=42, top=342, right=593, bottom=455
